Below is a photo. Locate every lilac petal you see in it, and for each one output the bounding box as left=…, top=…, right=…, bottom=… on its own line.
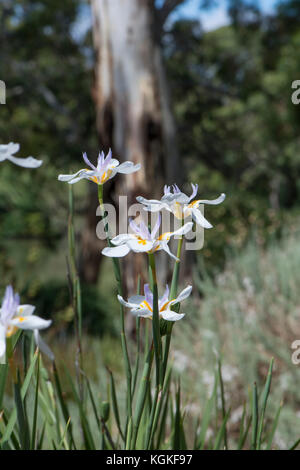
left=144, top=284, right=153, bottom=307
left=164, top=185, right=171, bottom=195
left=160, top=284, right=169, bottom=305
left=97, top=151, right=105, bottom=170
left=82, top=152, right=96, bottom=171
left=188, top=183, right=198, bottom=202
left=104, top=148, right=112, bottom=165
left=2, top=285, right=13, bottom=307
left=130, top=218, right=150, bottom=240
left=1, top=285, right=20, bottom=323
left=129, top=219, right=142, bottom=237
left=173, top=184, right=181, bottom=194
left=139, top=220, right=151, bottom=240
left=151, top=213, right=161, bottom=239
left=14, top=293, right=20, bottom=307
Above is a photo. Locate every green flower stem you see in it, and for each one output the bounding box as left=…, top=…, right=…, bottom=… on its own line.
left=145, top=252, right=165, bottom=449
left=170, top=228, right=184, bottom=300
left=145, top=222, right=186, bottom=446
left=68, top=186, right=84, bottom=400
left=132, top=277, right=141, bottom=397
left=147, top=252, right=161, bottom=388
left=162, top=221, right=185, bottom=382
left=147, top=366, right=172, bottom=449
left=68, top=186, right=82, bottom=341
left=97, top=184, right=132, bottom=430
left=161, top=331, right=173, bottom=385
left=132, top=316, right=141, bottom=396
left=145, top=224, right=185, bottom=448
left=131, top=343, right=154, bottom=449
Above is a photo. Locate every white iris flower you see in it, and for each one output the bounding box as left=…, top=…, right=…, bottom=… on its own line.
left=0, top=143, right=43, bottom=168
left=118, top=283, right=192, bottom=322
left=102, top=214, right=193, bottom=261
left=137, top=184, right=225, bottom=229
left=58, top=149, right=141, bottom=185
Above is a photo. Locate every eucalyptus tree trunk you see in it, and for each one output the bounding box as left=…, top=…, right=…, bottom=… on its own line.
left=83, top=0, right=180, bottom=288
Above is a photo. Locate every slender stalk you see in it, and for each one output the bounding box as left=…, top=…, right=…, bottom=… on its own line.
left=218, top=359, right=228, bottom=449
left=257, top=358, right=274, bottom=449
left=170, top=235, right=184, bottom=300
left=68, top=186, right=82, bottom=340
left=67, top=186, right=84, bottom=401
left=251, top=382, right=259, bottom=450
left=97, top=184, right=132, bottom=431
left=162, top=219, right=185, bottom=381
left=148, top=253, right=161, bottom=388
left=145, top=253, right=166, bottom=449
left=146, top=221, right=186, bottom=447
left=131, top=344, right=154, bottom=449
left=145, top=388, right=159, bottom=449
left=132, top=277, right=141, bottom=397
left=147, top=367, right=172, bottom=449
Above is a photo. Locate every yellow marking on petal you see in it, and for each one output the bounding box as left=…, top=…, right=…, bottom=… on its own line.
left=19, top=307, right=24, bottom=313
left=18, top=316, right=25, bottom=322
left=158, top=232, right=171, bottom=241
left=89, top=175, right=99, bottom=184
left=141, top=301, right=153, bottom=312
left=100, top=169, right=112, bottom=184
left=160, top=301, right=171, bottom=312
left=188, top=200, right=200, bottom=209
left=138, top=239, right=147, bottom=245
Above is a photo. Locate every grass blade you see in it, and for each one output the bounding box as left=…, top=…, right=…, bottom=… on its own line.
left=107, top=367, right=125, bottom=443
left=289, top=437, right=300, bottom=450
left=0, top=364, right=8, bottom=410
left=251, top=382, right=259, bottom=450
left=197, top=372, right=218, bottom=449
left=14, top=374, right=30, bottom=449
left=266, top=401, right=283, bottom=450
left=31, top=354, right=40, bottom=449
left=1, top=350, right=38, bottom=446
left=257, top=358, right=274, bottom=449
left=213, top=409, right=231, bottom=450
left=63, top=363, right=96, bottom=450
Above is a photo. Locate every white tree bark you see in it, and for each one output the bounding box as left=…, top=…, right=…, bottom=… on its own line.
left=91, top=0, right=178, bottom=195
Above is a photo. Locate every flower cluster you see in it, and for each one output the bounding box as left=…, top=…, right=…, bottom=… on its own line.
left=1, top=142, right=225, bottom=361
left=57, top=147, right=226, bottom=325
left=0, top=141, right=227, bottom=450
